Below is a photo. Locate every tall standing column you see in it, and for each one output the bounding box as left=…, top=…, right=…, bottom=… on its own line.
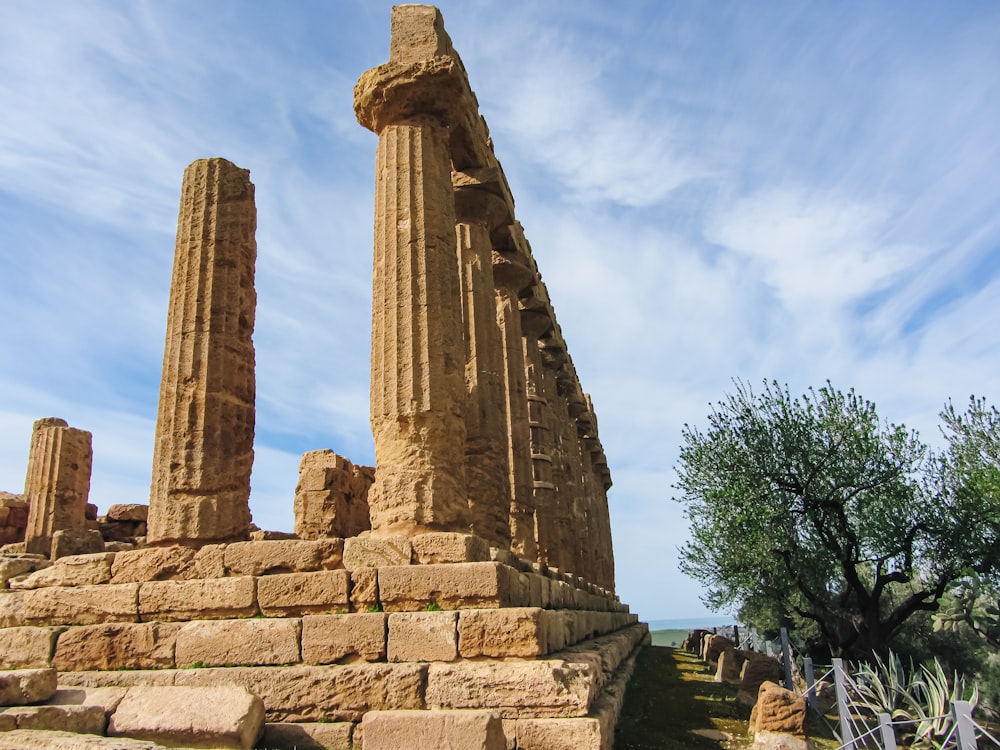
left=147, top=158, right=256, bottom=546
left=356, top=113, right=469, bottom=535
left=520, top=300, right=558, bottom=566
left=455, top=184, right=512, bottom=549
left=23, top=417, right=92, bottom=556
left=494, top=244, right=537, bottom=561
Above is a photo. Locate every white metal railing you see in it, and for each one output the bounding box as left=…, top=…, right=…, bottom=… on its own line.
left=801, top=658, right=997, bottom=750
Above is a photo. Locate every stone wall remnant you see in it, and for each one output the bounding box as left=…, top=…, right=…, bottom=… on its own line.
left=293, top=451, right=373, bottom=540
left=147, top=158, right=257, bottom=547
left=22, top=418, right=93, bottom=558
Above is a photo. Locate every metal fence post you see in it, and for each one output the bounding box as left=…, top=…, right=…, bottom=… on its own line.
left=804, top=657, right=817, bottom=712
left=952, top=700, right=977, bottom=750
left=833, top=658, right=855, bottom=750
left=780, top=627, right=793, bottom=690
left=877, top=713, right=897, bottom=750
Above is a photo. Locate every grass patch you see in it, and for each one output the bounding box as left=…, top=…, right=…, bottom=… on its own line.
left=616, top=646, right=840, bottom=749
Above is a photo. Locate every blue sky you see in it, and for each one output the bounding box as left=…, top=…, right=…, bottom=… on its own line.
left=1, top=1, right=998, bottom=621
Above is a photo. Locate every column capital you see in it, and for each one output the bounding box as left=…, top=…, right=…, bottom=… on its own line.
left=355, top=57, right=472, bottom=135
left=454, top=183, right=511, bottom=231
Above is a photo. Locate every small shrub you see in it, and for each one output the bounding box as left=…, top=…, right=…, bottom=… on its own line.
left=424, top=602, right=442, bottom=612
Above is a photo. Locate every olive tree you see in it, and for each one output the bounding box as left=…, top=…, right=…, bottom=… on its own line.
left=675, top=382, right=1000, bottom=658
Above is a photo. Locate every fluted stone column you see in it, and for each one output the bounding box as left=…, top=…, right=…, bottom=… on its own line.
left=147, top=158, right=256, bottom=546
left=456, top=185, right=512, bottom=549
left=520, top=300, right=558, bottom=566
left=23, top=417, right=92, bottom=556
left=356, top=83, right=469, bottom=535
left=494, top=245, right=537, bottom=560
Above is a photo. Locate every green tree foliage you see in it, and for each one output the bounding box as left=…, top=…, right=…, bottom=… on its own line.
left=675, top=382, right=1000, bottom=659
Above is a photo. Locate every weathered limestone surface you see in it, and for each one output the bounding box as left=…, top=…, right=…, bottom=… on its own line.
left=0, top=705, right=106, bottom=735
left=0, top=729, right=171, bottom=749
left=294, top=451, right=373, bottom=540
left=138, top=576, right=255, bottom=622
left=301, top=613, right=387, bottom=664
left=108, top=685, right=265, bottom=750
left=175, top=618, right=300, bottom=667
left=9, top=552, right=114, bottom=590
left=49, top=529, right=104, bottom=560
left=378, top=562, right=527, bottom=611
left=0, top=668, right=57, bottom=705
left=22, top=418, right=92, bottom=558
left=387, top=611, right=458, bottom=662
left=0, top=626, right=60, bottom=669
left=16, top=583, right=139, bottom=627
left=0, top=493, right=29, bottom=546
left=0, top=729, right=170, bottom=749
left=750, top=681, right=807, bottom=737
left=256, top=570, right=350, bottom=616
left=458, top=607, right=547, bottom=658
left=343, top=536, right=411, bottom=569
left=224, top=539, right=343, bottom=576
left=53, top=623, right=179, bottom=672
left=426, top=660, right=595, bottom=718
left=362, top=709, right=506, bottom=750
left=0, top=554, right=50, bottom=590
left=109, top=546, right=197, bottom=584
left=147, top=157, right=257, bottom=547
left=260, top=722, right=354, bottom=750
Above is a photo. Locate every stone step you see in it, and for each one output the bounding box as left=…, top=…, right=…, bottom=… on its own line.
left=1, top=608, right=638, bottom=672
left=55, top=624, right=647, bottom=724
left=0, top=729, right=171, bottom=749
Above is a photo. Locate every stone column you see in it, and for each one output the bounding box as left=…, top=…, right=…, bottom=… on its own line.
left=494, top=240, right=537, bottom=561
left=520, top=299, right=558, bottom=567
left=23, top=417, right=92, bottom=556
left=455, top=184, right=512, bottom=549
left=147, top=158, right=256, bottom=546
left=356, top=74, right=469, bottom=535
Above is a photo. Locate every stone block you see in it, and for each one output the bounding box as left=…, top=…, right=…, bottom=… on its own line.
left=716, top=647, right=743, bottom=684
left=223, top=539, right=343, bottom=576
left=751, top=681, right=807, bottom=737
left=349, top=568, right=379, bottom=612
left=49, top=686, right=129, bottom=715
left=171, top=663, right=426, bottom=723
left=301, top=613, right=386, bottom=664
left=411, top=532, right=491, bottom=564
left=294, top=450, right=373, bottom=540
left=107, top=504, right=148, bottom=522
left=0, top=626, right=60, bottom=669
left=458, top=608, right=547, bottom=658
left=191, top=543, right=227, bottom=578
left=752, top=729, right=813, bottom=750
left=19, top=583, right=138, bottom=626
left=109, top=546, right=196, bottom=583
left=343, top=536, right=411, bottom=569
left=261, top=721, right=354, bottom=750
left=426, top=660, right=596, bottom=718
left=139, top=576, right=256, bottom=621
left=0, top=554, right=51, bottom=589
left=175, top=618, right=301, bottom=667
left=108, top=685, right=265, bottom=750
left=379, top=562, right=527, bottom=611
left=2, top=704, right=106, bottom=734
left=543, top=611, right=569, bottom=653
left=515, top=717, right=605, bottom=750
left=0, top=590, right=24, bottom=627
left=53, top=622, right=180, bottom=671
left=363, top=709, right=505, bottom=750
left=0, top=728, right=174, bottom=748
left=257, top=570, right=350, bottom=616
left=9, top=552, right=115, bottom=589
left=388, top=611, right=458, bottom=662
left=50, top=529, right=105, bottom=560
left=0, top=668, right=57, bottom=706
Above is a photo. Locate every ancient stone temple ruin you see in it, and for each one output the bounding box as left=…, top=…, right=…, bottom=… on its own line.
left=0, top=6, right=646, bottom=750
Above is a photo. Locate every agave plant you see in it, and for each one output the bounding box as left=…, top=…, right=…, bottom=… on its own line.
left=846, top=650, right=979, bottom=747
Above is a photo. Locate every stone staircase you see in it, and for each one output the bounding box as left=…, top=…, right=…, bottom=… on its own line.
left=1, top=537, right=648, bottom=749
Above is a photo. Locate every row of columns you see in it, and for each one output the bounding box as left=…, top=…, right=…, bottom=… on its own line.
left=355, top=4, right=615, bottom=589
